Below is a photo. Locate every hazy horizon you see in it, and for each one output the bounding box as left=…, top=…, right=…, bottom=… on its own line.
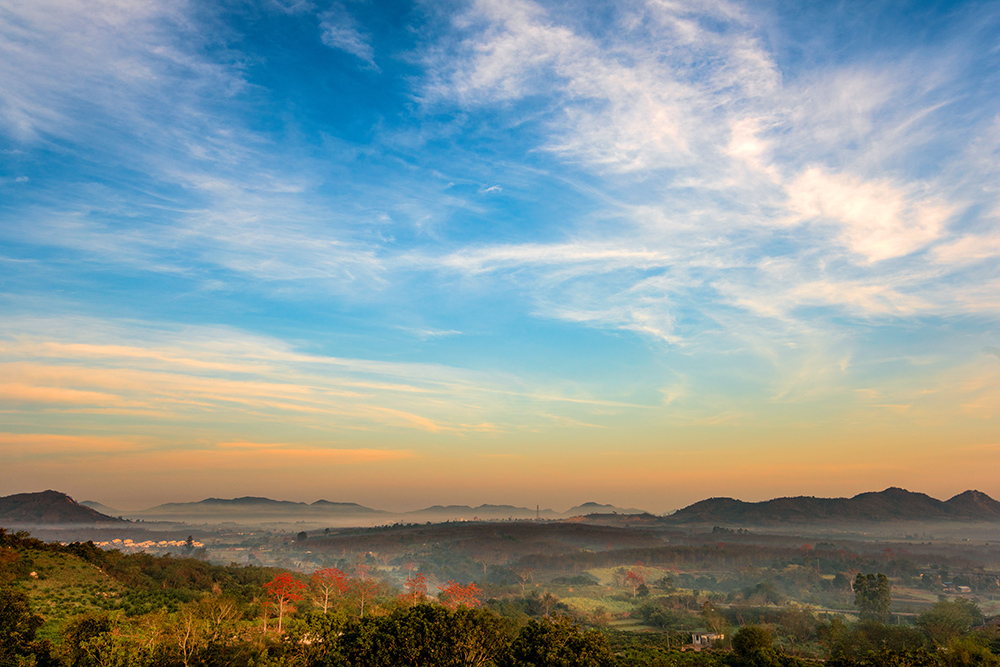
left=2, top=0, right=998, bottom=512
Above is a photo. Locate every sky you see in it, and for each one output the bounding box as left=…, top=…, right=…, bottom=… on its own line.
left=1, top=0, right=999, bottom=513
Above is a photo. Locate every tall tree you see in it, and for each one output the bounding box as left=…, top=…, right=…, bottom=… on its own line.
left=352, top=564, right=379, bottom=617
left=854, top=573, right=892, bottom=623
left=264, top=573, right=306, bottom=634
left=402, top=572, right=428, bottom=604
left=311, top=567, right=350, bottom=614
left=624, top=569, right=646, bottom=598
left=511, top=567, right=534, bottom=595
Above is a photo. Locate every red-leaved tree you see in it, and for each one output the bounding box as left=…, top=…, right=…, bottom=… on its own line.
left=439, top=580, right=482, bottom=609
left=401, top=572, right=428, bottom=604
left=310, top=567, right=350, bottom=614
left=264, top=573, right=307, bottom=634
left=353, top=563, right=379, bottom=617
left=624, top=569, right=645, bottom=598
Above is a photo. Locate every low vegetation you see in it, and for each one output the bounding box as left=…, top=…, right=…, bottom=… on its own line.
left=5, top=525, right=1000, bottom=667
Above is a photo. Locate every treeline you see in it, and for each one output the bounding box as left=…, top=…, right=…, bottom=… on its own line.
left=1, top=529, right=282, bottom=598
left=515, top=542, right=966, bottom=585
left=11, top=592, right=1000, bottom=667
left=6, top=528, right=1000, bottom=667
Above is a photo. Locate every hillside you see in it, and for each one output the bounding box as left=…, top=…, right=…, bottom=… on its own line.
left=564, top=502, right=647, bottom=516
left=666, top=487, right=1000, bottom=524
left=0, top=491, right=125, bottom=525
left=112, top=496, right=648, bottom=524
left=132, top=496, right=389, bottom=521
left=79, top=500, right=124, bottom=516
left=404, top=504, right=561, bottom=520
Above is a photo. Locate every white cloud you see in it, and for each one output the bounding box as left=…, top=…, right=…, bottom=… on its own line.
left=320, top=4, right=378, bottom=69
left=932, top=234, right=1000, bottom=265
left=0, top=316, right=646, bottom=438
left=785, top=167, right=953, bottom=262
left=429, top=0, right=779, bottom=173
left=0, top=0, right=239, bottom=143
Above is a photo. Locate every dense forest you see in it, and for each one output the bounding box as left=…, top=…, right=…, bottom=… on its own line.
left=4, top=527, right=1000, bottom=667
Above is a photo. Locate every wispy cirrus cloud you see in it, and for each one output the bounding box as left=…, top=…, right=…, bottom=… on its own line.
left=416, top=0, right=1000, bottom=345
left=0, top=316, right=648, bottom=443
left=0, top=0, right=241, bottom=144
left=427, top=0, right=779, bottom=173
left=320, top=3, right=378, bottom=69
left=2, top=0, right=1000, bottom=508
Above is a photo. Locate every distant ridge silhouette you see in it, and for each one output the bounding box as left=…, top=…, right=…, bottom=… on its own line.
left=10, top=488, right=999, bottom=526
left=666, top=487, right=1000, bottom=524
left=136, top=496, right=389, bottom=518
left=0, top=490, right=125, bottom=524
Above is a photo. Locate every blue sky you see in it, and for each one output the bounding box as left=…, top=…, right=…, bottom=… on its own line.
left=1, top=0, right=999, bottom=511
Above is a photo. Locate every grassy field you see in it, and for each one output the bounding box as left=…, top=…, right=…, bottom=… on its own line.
left=13, top=549, right=126, bottom=641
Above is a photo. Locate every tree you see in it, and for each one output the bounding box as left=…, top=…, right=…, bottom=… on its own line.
left=539, top=592, right=559, bottom=618
left=831, top=572, right=852, bottom=592
left=402, top=572, right=428, bottom=604
left=701, top=600, right=728, bottom=636
left=854, top=573, right=891, bottom=623
left=439, top=580, right=482, bottom=610
left=731, top=625, right=784, bottom=667
left=732, top=625, right=774, bottom=655
left=311, top=567, right=350, bottom=614
left=169, top=596, right=242, bottom=667
left=352, top=564, right=379, bottom=617
left=624, top=569, right=646, bottom=598
left=343, top=604, right=455, bottom=667
left=511, top=566, right=534, bottom=595
left=61, top=613, right=153, bottom=667
left=61, top=612, right=111, bottom=667
left=451, top=607, right=513, bottom=667
left=502, top=616, right=613, bottom=667
left=340, top=604, right=510, bottom=667
left=0, top=585, right=51, bottom=667
left=264, top=573, right=307, bottom=634
left=917, top=597, right=984, bottom=643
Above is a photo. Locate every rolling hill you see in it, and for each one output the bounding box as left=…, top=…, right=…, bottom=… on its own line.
left=131, top=496, right=390, bottom=521
left=665, top=487, right=1000, bottom=524
left=0, top=490, right=125, bottom=524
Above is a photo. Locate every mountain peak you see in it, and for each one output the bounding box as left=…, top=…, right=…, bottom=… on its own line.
left=0, top=490, right=124, bottom=524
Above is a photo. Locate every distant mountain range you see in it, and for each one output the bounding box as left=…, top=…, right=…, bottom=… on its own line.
left=134, top=497, right=389, bottom=518
left=567, top=502, right=647, bottom=516
left=112, top=497, right=645, bottom=523
left=665, top=488, right=1000, bottom=524
left=8, top=488, right=1000, bottom=528
left=404, top=504, right=560, bottom=520
left=71, top=496, right=647, bottom=523
left=0, top=490, right=125, bottom=524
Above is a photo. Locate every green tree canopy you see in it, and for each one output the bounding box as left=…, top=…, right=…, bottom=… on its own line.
left=502, top=616, right=613, bottom=667
left=0, top=585, right=52, bottom=667
left=917, top=598, right=984, bottom=644
left=854, top=573, right=891, bottom=623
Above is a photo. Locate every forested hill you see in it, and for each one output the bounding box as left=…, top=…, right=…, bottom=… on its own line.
left=0, top=490, right=125, bottom=524
left=666, top=488, right=1000, bottom=524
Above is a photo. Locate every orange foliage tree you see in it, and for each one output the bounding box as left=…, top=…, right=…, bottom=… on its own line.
left=353, top=563, right=379, bottom=617
left=264, top=573, right=307, bottom=634
left=438, top=580, right=482, bottom=609
left=624, top=569, right=645, bottom=598
left=310, top=567, right=350, bottom=614
left=401, top=572, right=428, bottom=604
